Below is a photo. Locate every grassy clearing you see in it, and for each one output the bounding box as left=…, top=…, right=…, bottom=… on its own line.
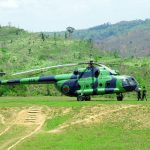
left=0, top=96, right=149, bottom=150
left=0, top=96, right=149, bottom=108
left=44, top=114, right=73, bottom=131
left=16, top=124, right=150, bottom=150
left=0, top=125, right=31, bottom=150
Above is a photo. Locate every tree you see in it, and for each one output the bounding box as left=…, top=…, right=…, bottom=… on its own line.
left=28, top=48, right=32, bottom=55
left=65, top=32, right=67, bottom=39
left=41, top=32, right=45, bottom=41
left=54, top=32, right=57, bottom=45
left=66, top=27, right=75, bottom=39
left=87, top=38, right=93, bottom=59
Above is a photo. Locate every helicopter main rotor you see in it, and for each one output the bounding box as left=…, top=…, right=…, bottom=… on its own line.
left=11, top=60, right=114, bottom=76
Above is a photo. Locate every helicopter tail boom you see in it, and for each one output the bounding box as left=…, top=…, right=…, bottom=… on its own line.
left=0, top=76, right=57, bottom=85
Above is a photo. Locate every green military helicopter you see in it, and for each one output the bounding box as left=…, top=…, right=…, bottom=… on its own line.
left=0, top=61, right=140, bottom=101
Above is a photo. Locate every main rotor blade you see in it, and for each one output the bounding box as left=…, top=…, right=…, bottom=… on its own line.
left=12, top=63, right=78, bottom=76
left=12, top=61, right=120, bottom=76
left=96, top=63, right=118, bottom=74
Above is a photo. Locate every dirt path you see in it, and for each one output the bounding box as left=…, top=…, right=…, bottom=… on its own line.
left=0, top=107, right=46, bottom=150
left=0, top=114, right=16, bottom=137
left=0, top=126, right=13, bottom=137
left=49, top=105, right=138, bottom=134
left=7, top=121, right=45, bottom=150
left=0, top=114, right=5, bottom=124
left=6, top=107, right=46, bottom=150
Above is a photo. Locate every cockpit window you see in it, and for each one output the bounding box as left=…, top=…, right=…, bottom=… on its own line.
left=95, top=70, right=100, bottom=77
left=75, top=68, right=100, bottom=78
left=73, top=70, right=79, bottom=75
left=122, top=78, right=137, bottom=86
left=122, top=79, right=130, bottom=86
left=128, top=78, right=136, bottom=85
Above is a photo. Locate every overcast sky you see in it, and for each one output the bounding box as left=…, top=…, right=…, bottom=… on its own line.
left=0, top=0, right=150, bottom=32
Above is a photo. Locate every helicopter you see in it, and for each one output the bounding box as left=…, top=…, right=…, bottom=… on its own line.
left=0, top=60, right=140, bottom=101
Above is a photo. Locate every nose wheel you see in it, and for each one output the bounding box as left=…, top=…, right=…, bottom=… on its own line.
left=117, top=93, right=124, bottom=101
left=77, top=95, right=91, bottom=101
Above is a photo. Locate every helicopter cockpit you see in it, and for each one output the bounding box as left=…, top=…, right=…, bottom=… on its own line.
left=122, top=77, right=139, bottom=91
left=73, top=67, right=100, bottom=78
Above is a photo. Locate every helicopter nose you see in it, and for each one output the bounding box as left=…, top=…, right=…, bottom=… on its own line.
left=122, top=77, right=139, bottom=92
left=134, top=87, right=141, bottom=92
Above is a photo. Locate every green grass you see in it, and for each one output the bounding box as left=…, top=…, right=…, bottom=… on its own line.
left=0, top=96, right=149, bottom=150
left=0, top=96, right=149, bottom=107
left=15, top=123, right=150, bottom=150
left=44, top=114, right=73, bottom=131
left=0, top=125, right=30, bottom=149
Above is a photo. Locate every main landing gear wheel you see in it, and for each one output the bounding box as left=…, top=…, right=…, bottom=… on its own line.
left=77, top=95, right=83, bottom=101
left=77, top=95, right=91, bottom=101
left=117, top=93, right=124, bottom=101
left=85, top=96, right=91, bottom=101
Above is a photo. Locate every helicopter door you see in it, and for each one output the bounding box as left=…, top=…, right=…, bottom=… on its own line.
left=79, top=78, right=93, bottom=95
left=80, top=79, right=86, bottom=95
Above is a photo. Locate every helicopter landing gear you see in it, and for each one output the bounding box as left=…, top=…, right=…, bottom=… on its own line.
left=85, top=96, right=91, bottom=101
left=77, top=95, right=91, bottom=101
left=77, top=95, right=83, bottom=101
left=117, top=93, right=124, bottom=101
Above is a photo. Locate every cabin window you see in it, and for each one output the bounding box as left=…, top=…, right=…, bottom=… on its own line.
left=91, top=83, right=94, bottom=88
left=78, top=85, right=81, bottom=89
left=74, top=70, right=79, bottom=75
left=99, top=83, right=103, bottom=87
left=86, top=85, right=89, bottom=88
left=106, top=82, right=111, bottom=87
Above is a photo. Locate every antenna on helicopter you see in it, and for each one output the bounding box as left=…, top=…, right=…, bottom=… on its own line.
left=88, top=38, right=93, bottom=61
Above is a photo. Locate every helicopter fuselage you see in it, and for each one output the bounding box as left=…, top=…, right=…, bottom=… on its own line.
left=0, top=66, right=139, bottom=100
left=55, top=67, right=138, bottom=97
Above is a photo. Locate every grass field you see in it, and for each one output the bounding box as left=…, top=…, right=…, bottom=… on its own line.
left=0, top=96, right=149, bottom=150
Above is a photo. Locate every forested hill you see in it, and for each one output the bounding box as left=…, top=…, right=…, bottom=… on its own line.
left=0, top=26, right=106, bottom=96
left=73, top=19, right=150, bottom=57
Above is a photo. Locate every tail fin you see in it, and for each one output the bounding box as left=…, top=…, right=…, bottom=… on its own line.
left=0, top=72, right=6, bottom=76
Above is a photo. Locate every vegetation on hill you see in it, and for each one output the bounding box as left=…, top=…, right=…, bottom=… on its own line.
left=0, top=26, right=150, bottom=97
left=72, top=19, right=150, bottom=57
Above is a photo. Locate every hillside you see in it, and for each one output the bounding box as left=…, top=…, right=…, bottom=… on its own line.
left=0, top=26, right=150, bottom=97
left=0, top=26, right=105, bottom=96
left=73, top=19, right=150, bottom=57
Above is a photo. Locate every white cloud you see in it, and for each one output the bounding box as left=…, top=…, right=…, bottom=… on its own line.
left=0, top=0, right=39, bottom=9
left=0, top=0, right=20, bottom=8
